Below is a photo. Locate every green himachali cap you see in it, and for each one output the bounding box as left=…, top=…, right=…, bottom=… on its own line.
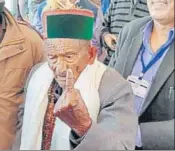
left=43, top=9, right=94, bottom=40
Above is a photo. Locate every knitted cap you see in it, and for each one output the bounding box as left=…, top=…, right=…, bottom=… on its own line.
left=43, top=9, right=94, bottom=40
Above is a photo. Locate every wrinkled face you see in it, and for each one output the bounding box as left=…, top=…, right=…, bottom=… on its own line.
left=44, top=38, right=96, bottom=89
left=147, top=0, right=174, bottom=25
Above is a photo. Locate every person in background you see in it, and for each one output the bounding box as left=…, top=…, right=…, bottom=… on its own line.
left=101, top=0, right=149, bottom=65
left=110, top=0, right=174, bottom=149
left=0, top=1, right=45, bottom=149
left=91, top=1, right=103, bottom=59
left=101, top=0, right=110, bottom=15
left=28, top=0, right=45, bottom=23
left=92, top=10, right=103, bottom=59
left=32, top=0, right=46, bottom=33
left=91, top=0, right=111, bottom=61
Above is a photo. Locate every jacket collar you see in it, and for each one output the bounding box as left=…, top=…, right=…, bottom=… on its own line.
left=0, top=8, right=25, bottom=48
left=0, top=8, right=26, bottom=62
left=123, top=17, right=174, bottom=115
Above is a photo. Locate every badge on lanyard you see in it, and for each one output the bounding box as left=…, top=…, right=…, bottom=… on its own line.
left=127, top=75, right=150, bottom=98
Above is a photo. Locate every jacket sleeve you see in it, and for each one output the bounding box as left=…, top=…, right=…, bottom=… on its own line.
left=70, top=68, right=138, bottom=150
left=140, top=119, right=174, bottom=150
left=12, top=63, right=44, bottom=150
left=12, top=103, right=24, bottom=150
left=92, top=8, right=104, bottom=57
left=108, top=29, right=122, bottom=68
left=31, top=32, right=46, bottom=65
left=108, top=25, right=127, bottom=70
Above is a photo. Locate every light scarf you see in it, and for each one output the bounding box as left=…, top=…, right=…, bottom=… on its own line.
left=20, top=60, right=106, bottom=150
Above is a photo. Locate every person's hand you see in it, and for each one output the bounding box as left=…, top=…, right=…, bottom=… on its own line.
left=104, top=33, right=117, bottom=51
left=54, top=69, right=92, bottom=136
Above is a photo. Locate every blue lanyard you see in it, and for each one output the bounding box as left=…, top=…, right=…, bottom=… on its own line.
left=139, top=35, right=174, bottom=80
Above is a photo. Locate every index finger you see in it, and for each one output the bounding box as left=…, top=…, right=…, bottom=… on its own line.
left=66, top=69, right=74, bottom=90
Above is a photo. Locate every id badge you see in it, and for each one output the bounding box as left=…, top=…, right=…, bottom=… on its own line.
left=127, top=75, right=150, bottom=98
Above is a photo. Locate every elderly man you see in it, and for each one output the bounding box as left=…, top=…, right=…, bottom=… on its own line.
left=14, top=8, right=137, bottom=150
left=110, top=0, right=174, bottom=149
left=0, top=1, right=44, bottom=149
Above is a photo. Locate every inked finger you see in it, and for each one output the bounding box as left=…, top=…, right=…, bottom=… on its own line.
left=66, top=69, right=74, bottom=91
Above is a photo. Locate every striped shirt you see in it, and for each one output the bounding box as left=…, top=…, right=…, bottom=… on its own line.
left=101, top=0, right=149, bottom=65
left=102, top=0, right=149, bottom=35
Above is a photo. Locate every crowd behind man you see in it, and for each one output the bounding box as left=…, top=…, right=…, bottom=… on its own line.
left=1, top=0, right=174, bottom=150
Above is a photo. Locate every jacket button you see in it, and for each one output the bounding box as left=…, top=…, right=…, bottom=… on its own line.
left=19, top=45, right=23, bottom=50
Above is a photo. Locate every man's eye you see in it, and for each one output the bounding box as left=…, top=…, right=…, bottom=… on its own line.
left=48, top=55, right=55, bottom=59
left=48, top=55, right=57, bottom=62
left=66, top=54, right=75, bottom=59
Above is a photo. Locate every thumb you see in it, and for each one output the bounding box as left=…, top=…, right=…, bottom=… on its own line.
left=111, top=34, right=117, bottom=42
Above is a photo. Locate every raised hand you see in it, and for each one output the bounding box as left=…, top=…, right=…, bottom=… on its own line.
left=54, top=69, right=92, bottom=136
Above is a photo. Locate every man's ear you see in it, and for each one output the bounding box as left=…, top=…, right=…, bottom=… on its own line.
left=88, top=45, right=97, bottom=65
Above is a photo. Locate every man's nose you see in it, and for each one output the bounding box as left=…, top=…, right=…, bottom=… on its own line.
left=56, top=58, right=67, bottom=74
